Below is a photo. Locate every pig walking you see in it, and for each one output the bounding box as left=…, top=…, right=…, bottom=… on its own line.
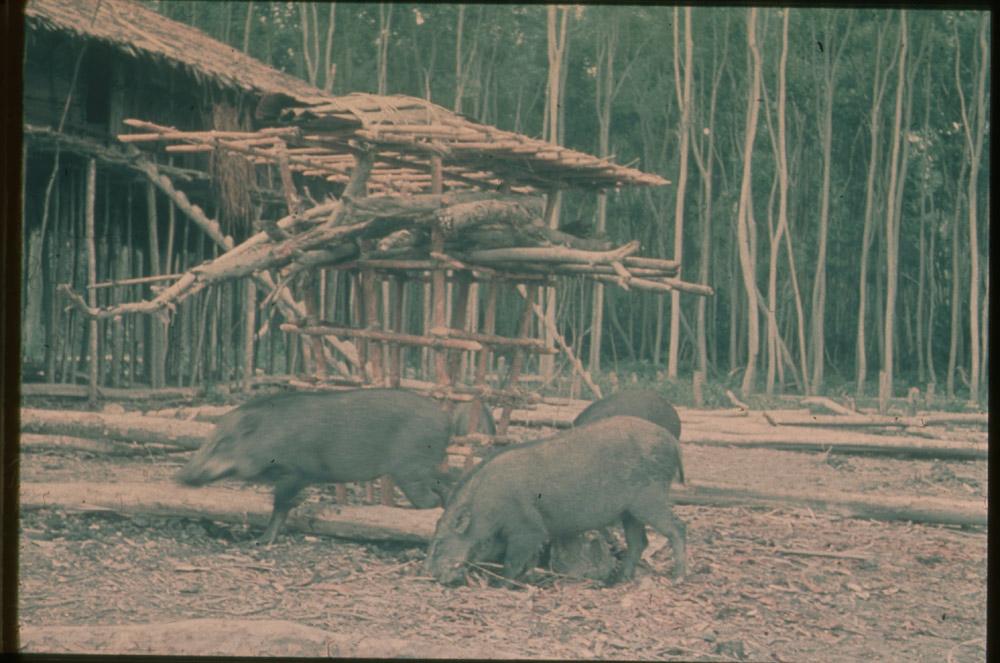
left=176, top=389, right=453, bottom=544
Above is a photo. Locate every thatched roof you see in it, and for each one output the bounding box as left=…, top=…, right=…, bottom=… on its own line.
left=29, top=0, right=669, bottom=193
left=25, top=0, right=328, bottom=104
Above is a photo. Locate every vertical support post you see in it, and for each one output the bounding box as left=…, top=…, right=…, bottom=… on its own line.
left=85, top=159, right=98, bottom=405
left=361, top=269, right=384, bottom=384
left=243, top=280, right=256, bottom=393
left=497, top=283, right=538, bottom=435
left=388, top=276, right=404, bottom=388
left=475, top=281, right=498, bottom=384
left=145, top=181, right=163, bottom=388
left=430, top=157, right=449, bottom=387
left=303, top=271, right=327, bottom=380
left=447, top=273, right=471, bottom=383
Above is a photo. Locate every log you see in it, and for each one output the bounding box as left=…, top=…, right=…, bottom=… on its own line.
left=800, top=396, right=855, bottom=415
left=21, top=482, right=437, bottom=543
left=20, top=433, right=187, bottom=456
left=144, top=405, right=234, bottom=422
left=21, top=409, right=211, bottom=450
left=434, top=194, right=545, bottom=236
left=21, top=476, right=985, bottom=542
left=674, top=480, right=986, bottom=528
left=764, top=412, right=989, bottom=429
left=20, top=383, right=202, bottom=401
left=18, top=620, right=494, bottom=659
left=679, top=427, right=987, bottom=461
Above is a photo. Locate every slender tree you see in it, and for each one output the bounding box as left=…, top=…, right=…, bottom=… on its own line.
left=736, top=7, right=763, bottom=396
left=954, top=13, right=989, bottom=403
left=881, top=9, right=907, bottom=405
left=809, top=10, right=852, bottom=393
left=856, top=16, right=896, bottom=396
left=691, top=11, right=729, bottom=378
left=666, top=6, right=694, bottom=378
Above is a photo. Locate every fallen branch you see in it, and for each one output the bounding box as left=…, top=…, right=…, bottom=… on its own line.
left=516, top=284, right=601, bottom=400
left=772, top=547, right=873, bottom=562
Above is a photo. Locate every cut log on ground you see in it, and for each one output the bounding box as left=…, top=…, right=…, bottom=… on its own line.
left=20, top=383, right=201, bottom=401
left=674, top=481, right=986, bottom=528
left=21, top=409, right=211, bottom=450
left=764, top=413, right=989, bottom=429
left=144, top=405, right=235, bottom=422
left=679, top=427, right=986, bottom=461
left=21, top=482, right=438, bottom=543
left=20, top=433, right=188, bottom=456
left=22, top=477, right=986, bottom=538
left=18, top=619, right=496, bottom=659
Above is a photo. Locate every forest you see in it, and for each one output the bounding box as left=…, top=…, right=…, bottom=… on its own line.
left=141, top=2, right=990, bottom=404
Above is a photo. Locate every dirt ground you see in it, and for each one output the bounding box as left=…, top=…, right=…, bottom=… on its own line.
left=17, top=420, right=988, bottom=661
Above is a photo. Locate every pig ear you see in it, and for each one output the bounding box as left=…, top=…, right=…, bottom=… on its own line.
left=453, top=507, right=472, bottom=534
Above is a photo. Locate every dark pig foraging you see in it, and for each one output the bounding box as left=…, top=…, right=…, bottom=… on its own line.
left=450, top=400, right=496, bottom=436
left=573, top=388, right=682, bottom=440
left=176, top=389, right=453, bottom=545
left=425, top=416, right=686, bottom=586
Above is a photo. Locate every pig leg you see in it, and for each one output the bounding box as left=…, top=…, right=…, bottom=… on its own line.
left=631, top=502, right=687, bottom=580
left=258, top=477, right=307, bottom=545
left=501, top=530, right=546, bottom=582
left=619, top=512, right=649, bottom=581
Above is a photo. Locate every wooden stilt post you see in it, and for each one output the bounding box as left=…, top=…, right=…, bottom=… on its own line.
left=389, top=277, right=404, bottom=388
left=145, top=182, right=163, bottom=388
left=243, top=280, right=256, bottom=393
left=85, top=159, right=98, bottom=406
left=497, top=283, right=538, bottom=435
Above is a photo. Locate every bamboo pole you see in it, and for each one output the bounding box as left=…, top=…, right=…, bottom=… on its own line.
left=447, top=274, right=471, bottom=383
left=85, top=159, right=98, bottom=405
left=280, top=323, right=482, bottom=351
left=243, top=281, right=256, bottom=393
left=430, top=157, right=449, bottom=386
left=388, top=277, right=404, bottom=388
left=497, top=284, right=538, bottom=435
left=145, top=182, right=164, bottom=388
left=360, top=269, right=384, bottom=384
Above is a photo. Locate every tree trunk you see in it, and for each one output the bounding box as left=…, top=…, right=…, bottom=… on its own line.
left=376, top=4, right=393, bottom=96
left=856, top=18, right=893, bottom=397
left=736, top=8, right=763, bottom=397
left=880, top=10, right=907, bottom=406
left=809, top=12, right=851, bottom=394
left=667, top=7, right=694, bottom=379
left=955, top=15, right=988, bottom=403
left=946, top=166, right=966, bottom=399
left=242, top=1, right=253, bottom=54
